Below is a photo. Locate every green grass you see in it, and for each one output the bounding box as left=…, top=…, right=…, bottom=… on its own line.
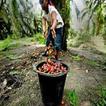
left=0, top=37, right=29, bottom=51
left=65, top=90, right=79, bottom=106
left=96, top=88, right=106, bottom=106
left=6, top=53, right=20, bottom=60
left=34, top=33, right=45, bottom=44
left=71, top=55, right=82, bottom=61
left=0, top=33, right=45, bottom=51
left=85, top=59, right=100, bottom=67
left=0, top=37, right=13, bottom=51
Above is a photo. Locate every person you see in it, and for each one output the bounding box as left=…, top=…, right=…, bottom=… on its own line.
left=39, top=0, right=64, bottom=60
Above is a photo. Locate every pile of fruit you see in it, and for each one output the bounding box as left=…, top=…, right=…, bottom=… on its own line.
left=38, top=59, right=67, bottom=75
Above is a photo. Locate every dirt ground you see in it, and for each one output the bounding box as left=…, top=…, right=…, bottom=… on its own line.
left=0, top=44, right=106, bottom=106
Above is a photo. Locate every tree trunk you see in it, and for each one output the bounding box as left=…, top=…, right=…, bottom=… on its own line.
left=55, top=0, right=70, bottom=51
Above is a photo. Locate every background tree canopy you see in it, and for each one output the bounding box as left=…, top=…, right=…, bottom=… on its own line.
left=0, top=0, right=42, bottom=39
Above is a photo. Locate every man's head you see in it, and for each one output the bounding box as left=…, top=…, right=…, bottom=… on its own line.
left=39, top=0, right=56, bottom=13
left=39, top=0, right=48, bottom=12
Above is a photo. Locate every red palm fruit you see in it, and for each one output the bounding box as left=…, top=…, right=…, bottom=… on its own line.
left=47, top=65, right=52, bottom=72
left=56, top=67, right=60, bottom=73
left=64, top=67, right=67, bottom=70
left=61, top=66, right=64, bottom=71
left=50, top=66, right=55, bottom=72
left=54, top=65, right=57, bottom=70
left=46, top=63, right=50, bottom=67
left=43, top=65, right=47, bottom=70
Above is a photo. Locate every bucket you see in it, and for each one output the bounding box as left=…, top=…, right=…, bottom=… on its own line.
left=36, top=62, right=68, bottom=106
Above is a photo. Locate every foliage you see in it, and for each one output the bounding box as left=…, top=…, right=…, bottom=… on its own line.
left=61, top=0, right=70, bottom=24
left=71, top=55, right=82, bottom=61
left=0, top=33, right=45, bottom=52
left=0, top=0, right=41, bottom=39
left=0, top=0, right=11, bottom=39
left=81, top=0, right=106, bottom=35
left=96, top=87, right=106, bottom=106
left=66, top=90, right=79, bottom=106
left=34, top=33, right=45, bottom=44
left=68, top=0, right=106, bottom=48
left=68, top=28, right=92, bottom=47
left=85, top=59, right=100, bottom=67
left=34, top=17, right=42, bottom=33
left=9, top=0, right=22, bottom=38
left=0, top=37, right=12, bottom=51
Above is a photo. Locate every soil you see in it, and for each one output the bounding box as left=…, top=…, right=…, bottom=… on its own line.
left=0, top=44, right=106, bottom=106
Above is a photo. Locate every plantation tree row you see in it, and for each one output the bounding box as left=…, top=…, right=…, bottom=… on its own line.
left=84, top=0, right=106, bottom=41
left=0, top=0, right=42, bottom=40
left=69, top=0, right=106, bottom=45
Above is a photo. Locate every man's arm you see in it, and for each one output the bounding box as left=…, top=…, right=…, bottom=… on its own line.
left=42, top=17, right=48, bottom=38
left=50, top=11, right=57, bottom=38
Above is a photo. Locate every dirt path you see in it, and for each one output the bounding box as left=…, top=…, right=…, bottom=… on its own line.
left=0, top=44, right=106, bottom=106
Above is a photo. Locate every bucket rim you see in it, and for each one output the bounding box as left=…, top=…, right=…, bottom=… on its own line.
left=34, top=62, right=68, bottom=77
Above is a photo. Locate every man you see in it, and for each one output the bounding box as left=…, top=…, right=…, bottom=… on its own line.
left=40, top=0, right=64, bottom=59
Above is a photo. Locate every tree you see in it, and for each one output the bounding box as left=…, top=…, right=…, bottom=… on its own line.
left=0, top=0, right=36, bottom=39
left=54, top=0, right=70, bottom=51
left=82, top=0, right=106, bottom=35
left=61, top=0, right=70, bottom=51
left=0, top=0, right=12, bottom=39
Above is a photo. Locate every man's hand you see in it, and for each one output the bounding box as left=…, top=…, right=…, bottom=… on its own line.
left=43, top=31, right=48, bottom=39
left=50, top=28, right=56, bottom=38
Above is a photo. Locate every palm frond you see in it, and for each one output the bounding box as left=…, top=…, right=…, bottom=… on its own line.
left=0, top=9, right=9, bottom=23
left=92, top=20, right=96, bottom=34
left=80, top=8, right=89, bottom=20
